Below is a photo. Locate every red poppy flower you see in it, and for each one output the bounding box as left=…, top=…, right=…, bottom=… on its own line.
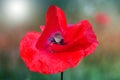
left=95, top=13, right=110, bottom=25
left=20, top=5, right=98, bottom=74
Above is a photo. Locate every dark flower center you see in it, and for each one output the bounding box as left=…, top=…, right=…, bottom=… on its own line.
left=49, top=33, right=64, bottom=45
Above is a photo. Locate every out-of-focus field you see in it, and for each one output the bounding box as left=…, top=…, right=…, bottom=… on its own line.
left=0, top=0, right=120, bottom=80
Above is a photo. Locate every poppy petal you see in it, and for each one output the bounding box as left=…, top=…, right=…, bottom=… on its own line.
left=36, top=5, right=67, bottom=49
left=75, top=20, right=98, bottom=56
left=46, top=5, right=67, bottom=33
left=20, top=32, right=84, bottom=74
left=50, top=20, right=98, bottom=56
left=20, top=32, right=41, bottom=72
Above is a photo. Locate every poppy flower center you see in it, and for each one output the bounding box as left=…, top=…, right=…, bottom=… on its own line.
left=50, top=33, right=64, bottom=45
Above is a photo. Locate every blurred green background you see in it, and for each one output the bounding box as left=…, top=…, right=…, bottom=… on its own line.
left=0, top=0, right=120, bottom=80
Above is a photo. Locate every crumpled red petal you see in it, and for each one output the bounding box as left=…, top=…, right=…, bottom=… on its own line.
left=20, top=32, right=84, bottom=74
left=50, top=20, right=98, bottom=57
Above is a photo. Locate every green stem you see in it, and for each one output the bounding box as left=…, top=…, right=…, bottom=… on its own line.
left=61, top=72, right=63, bottom=80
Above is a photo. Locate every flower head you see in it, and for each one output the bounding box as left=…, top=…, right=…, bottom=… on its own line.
left=20, top=5, right=98, bottom=74
left=95, top=12, right=110, bottom=26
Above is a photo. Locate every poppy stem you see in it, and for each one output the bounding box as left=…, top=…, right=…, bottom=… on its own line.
left=61, top=72, right=63, bottom=80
